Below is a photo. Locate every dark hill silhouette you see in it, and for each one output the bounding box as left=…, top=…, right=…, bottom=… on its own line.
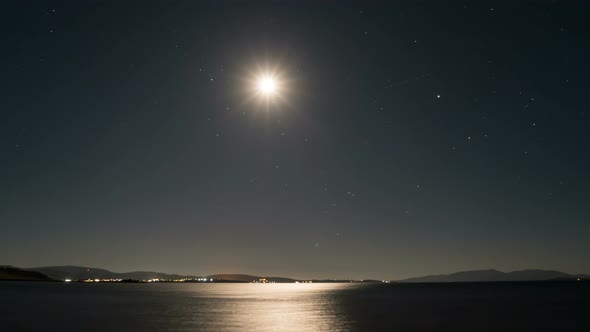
left=6, top=265, right=588, bottom=283
left=208, top=274, right=297, bottom=283
left=399, top=269, right=588, bottom=282
left=24, top=267, right=297, bottom=283
left=25, top=265, right=196, bottom=281
left=0, top=266, right=56, bottom=282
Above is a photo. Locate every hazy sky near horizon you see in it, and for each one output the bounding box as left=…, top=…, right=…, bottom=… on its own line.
left=2, top=1, right=590, bottom=279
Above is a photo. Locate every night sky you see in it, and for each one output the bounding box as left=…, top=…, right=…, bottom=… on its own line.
left=2, top=1, right=589, bottom=280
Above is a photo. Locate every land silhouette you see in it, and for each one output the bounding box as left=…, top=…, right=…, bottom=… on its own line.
left=1, top=265, right=588, bottom=283
left=0, top=266, right=57, bottom=282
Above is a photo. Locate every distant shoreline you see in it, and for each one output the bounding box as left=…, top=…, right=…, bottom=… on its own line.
left=2, top=265, right=588, bottom=284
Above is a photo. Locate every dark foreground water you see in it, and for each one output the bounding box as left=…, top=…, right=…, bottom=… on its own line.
left=1, top=281, right=589, bottom=331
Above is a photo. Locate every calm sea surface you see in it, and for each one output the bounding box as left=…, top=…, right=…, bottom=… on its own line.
left=1, top=281, right=589, bottom=331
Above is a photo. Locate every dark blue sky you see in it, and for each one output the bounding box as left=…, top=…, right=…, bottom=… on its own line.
left=1, top=1, right=589, bottom=279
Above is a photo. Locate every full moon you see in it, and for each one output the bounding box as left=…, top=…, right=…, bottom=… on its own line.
left=256, top=75, right=278, bottom=96
left=244, top=66, right=290, bottom=108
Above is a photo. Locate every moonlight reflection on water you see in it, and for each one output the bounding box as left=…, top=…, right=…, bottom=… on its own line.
left=175, top=283, right=351, bottom=331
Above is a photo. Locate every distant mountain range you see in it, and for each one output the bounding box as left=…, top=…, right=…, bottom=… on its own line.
left=398, top=269, right=590, bottom=283
left=22, top=266, right=198, bottom=281
left=0, top=266, right=57, bottom=282
left=1, top=266, right=298, bottom=283
left=208, top=274, right=297, bottom=283
left=1, top=265, right=588, bottom=283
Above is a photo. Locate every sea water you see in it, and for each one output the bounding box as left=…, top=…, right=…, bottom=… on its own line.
left=1, top=281, right=588, bottom=331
